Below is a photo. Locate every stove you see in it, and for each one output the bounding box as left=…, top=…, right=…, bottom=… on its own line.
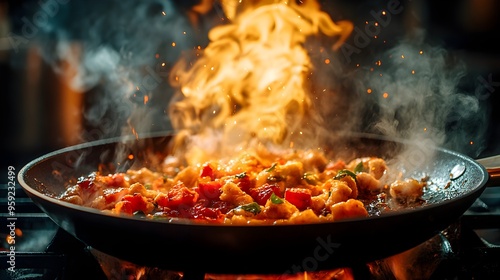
left=1, top=183, right=499, bottom=280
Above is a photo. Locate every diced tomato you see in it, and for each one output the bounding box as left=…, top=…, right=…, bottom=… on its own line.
left=196, top=181, right=222, bottom=200
left=104, top=188, right=128, bottom=204
left=209, top=200, right=233, bottom=214
left=118, top=194, right=149, bottom=214
left=249, top=183, right=281, bottom=205
left=156, top=183, right=198, bottom=209
left=236, top=174, right=252, bottom=193
left=200, top=163, right=215, bottom=180
left=77, top=173, right=96, bottom=190
left=188, top=203, right=221, bottom=220
left=107, top=173, right=126, bottom=187
left=285, top=188, right=312, bottom=211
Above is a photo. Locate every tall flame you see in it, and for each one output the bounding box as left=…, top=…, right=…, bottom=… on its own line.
left=169, top=0, right=351, bottom=162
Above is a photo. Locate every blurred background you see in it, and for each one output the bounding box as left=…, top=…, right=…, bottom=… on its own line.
left=1, top=0, right=500, bottom=177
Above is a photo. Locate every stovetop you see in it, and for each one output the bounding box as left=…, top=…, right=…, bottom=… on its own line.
left=1, top=184, right=499, bottom=280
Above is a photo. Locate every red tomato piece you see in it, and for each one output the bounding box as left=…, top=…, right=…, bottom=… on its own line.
left=285, top=188, right=312, bottom=211
left=107, top=173, right=126, bottom=187
left=196, top=181, right=222, bottom=200
left=200, top=163, right=215, bottom=180
left=156, top=183, right=198, bottom=209
left=77, top=173, right=96, bottom=190
left=249, top=183, right=281, bottom=205
left=119, top=194, right=149, bottom=214
left=236, top=174, right=252, bottom=193
left=187, top=203, right=221, bottom=220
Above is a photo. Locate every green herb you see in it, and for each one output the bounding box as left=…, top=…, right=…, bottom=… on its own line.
left=334, top=169, right=357, bottom=181
left=235, top=172, right=247, bottom=179
left=266, top=163, right=277, bottom=172
left=354, top=162, right=364, bottom=173
left=145, top=184, right=152, bottom=190
left=240, top=202, right=261, bottom=214
left=303, top=173, right=318, bottom=184
left=270, top=193, right=284, bottom=204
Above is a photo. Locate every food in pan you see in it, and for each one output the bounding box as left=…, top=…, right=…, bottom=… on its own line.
left=59, top=148, right=426, bottom=224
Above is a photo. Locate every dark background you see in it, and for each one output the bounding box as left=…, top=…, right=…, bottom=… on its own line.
left=1, top=0, right=500, bottom=181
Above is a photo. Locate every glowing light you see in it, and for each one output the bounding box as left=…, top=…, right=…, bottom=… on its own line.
left=367, top=88, right=372, bottom=94
left=375, top=60, right=382, bottom=66
left=419, top=50, right=424, bottom=55
left=162, top=62, right=166, bottom=67
left=382, top=92, right=389, bottom=98
left=423, top=127, right=427, bottom=132
left=411, top=70, right=415, bottom=74
left=401, top=54, right=405, bottom=59
left=143, top=95, right=149, bottom=104
left=183, top=31, right=187, bottom=35
left=155, top=53, right=160, bottom=59
left=382, top=11, right=387, bottom=16
left=170, top=0, right=353, bottom=158
left=172, top=42, right=176, bottom=47
left=128, top=154, right=134, bottom=160
left=161, top=11, right=166, bottom=16
left=470, top=141, right=474, bottom=145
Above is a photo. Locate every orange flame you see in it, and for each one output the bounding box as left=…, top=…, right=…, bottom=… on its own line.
left=169, top=0, right=352, bottom=163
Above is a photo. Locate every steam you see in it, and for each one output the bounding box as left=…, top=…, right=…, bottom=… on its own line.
left=31, top=0, right=218, bottom=139
left=350, top=33, right=489, bottom=157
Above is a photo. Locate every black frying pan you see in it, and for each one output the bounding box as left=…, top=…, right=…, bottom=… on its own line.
left=17, top=132, right=497, bottom=274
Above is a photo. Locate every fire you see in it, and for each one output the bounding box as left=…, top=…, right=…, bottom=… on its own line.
left=169, top=0, right=352, bottom=163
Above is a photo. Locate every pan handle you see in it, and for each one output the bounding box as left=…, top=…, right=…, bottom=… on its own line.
left=475, top=155, right=500, bottom=187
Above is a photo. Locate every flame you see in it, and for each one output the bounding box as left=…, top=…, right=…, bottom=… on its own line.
left=169, top=0, right=352, bottom=163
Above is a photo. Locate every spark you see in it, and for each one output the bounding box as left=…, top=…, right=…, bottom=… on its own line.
left=367, top=88, right=372, bottom=94
left=128, top=154, right=134, bottom=160
left=161, top=11, right=166, bottom=16
left=383, top=92, right=389, bottom=98
left=419, top=50, right=424, bottom=55
left=411, top=70, right=415, bottom=74
left=172, top=42, right=176, bottom=47
left=401, top=54, right=405, bottom=59
left=324, top=58, right=331, bottom=64
left=470, top=141, right=474, bottom=145
left=143, top=95, right=149, bottom=104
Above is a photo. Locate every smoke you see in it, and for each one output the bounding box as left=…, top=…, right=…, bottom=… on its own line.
left=352, top=32, right=488, bottom=157
left=29, top=0, right=219, bottom=139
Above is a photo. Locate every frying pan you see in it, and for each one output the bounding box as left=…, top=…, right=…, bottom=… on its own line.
left=17, top=132, right=499, bottom=274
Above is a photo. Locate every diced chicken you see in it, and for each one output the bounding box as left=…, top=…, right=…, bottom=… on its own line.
left=323, top=179, right=353, bottom=207
left=356, top=172, right=383, bottom=193
left=220, top=182, right=254, bottom=205
left=288, top=209, right=320, bottom=224
left=389, top=179, right=424, bottom=202
left=330, top=199, right=369, bottom=221
left=262, top=199, right=298, bottom=220
left=347, top=157, right=387, bottom=179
